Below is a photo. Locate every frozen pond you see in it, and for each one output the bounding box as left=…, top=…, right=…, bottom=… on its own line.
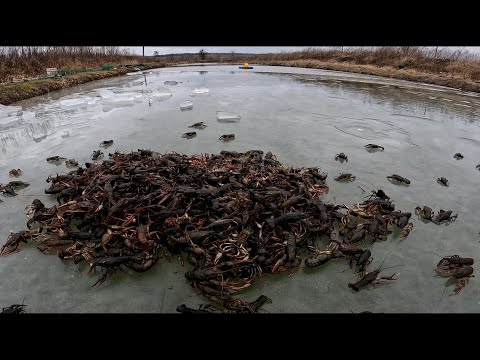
left=1, top=64, right=480, bottom=313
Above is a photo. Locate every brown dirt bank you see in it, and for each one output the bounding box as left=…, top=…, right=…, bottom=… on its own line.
left=0, top=63, right=166, bottom=105
left=251, top=59, right=480, bottom=93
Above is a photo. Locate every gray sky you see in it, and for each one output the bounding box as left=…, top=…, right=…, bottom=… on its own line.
left=123, top=47, right=309, bottom=55
left=123, top=46, right=480, bottom=56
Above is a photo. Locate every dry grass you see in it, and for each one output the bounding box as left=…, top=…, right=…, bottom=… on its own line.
left=244, top=47, right=480, bottom=80
left=0, top=47, right=161, bottom=83
left=0, top=63, right=165, bottom=105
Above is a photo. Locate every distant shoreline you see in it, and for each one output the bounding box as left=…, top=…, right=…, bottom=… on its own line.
left=250, top=59, right=480, bottom=94
left=3, top=50, right=480, bottom=105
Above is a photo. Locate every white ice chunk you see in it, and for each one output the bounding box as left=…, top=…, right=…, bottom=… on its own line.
left=119, top=92, right=143, bottom=99
left=180, top=101, right=194, bottom=111
left=190, top=88, right=210, bottom=96
left=102, top=105, right=115, bottom=113
left=100, top=91, right=137, bottom=110
left=102, top=93, right=137, bottom=106
left=98, top=89, right=116, bottom=99
left=104, top=97, right=135, bottom=104
left=61, top=130, right=70, bottom=138
left=151, top=92, right=173, bottom=101
left=101, top=99, right=135, bottom=111
left=60, top=98, right=86, bottom=107
left=33, top=133, right=47, bottom=143
left=0, top=116, right=21, bottom=128
left=216, top=111, right=241, bottom=123
left=21, top=111, right=36, bottom=121
left=87, top=97, right=99, bottom=105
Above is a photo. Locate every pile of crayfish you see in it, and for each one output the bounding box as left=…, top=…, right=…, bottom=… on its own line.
left=0, top=149, right=465, bottom=313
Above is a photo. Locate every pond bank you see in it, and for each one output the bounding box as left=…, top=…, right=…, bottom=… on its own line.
left=0, top=63, right=166, bottom=105
left=252, top=59, right=480, bottom=94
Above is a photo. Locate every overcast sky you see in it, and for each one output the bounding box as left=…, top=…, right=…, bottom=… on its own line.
left=123, top=47, right=308, bottom=55
left=123, top=46, right=480, bottom=56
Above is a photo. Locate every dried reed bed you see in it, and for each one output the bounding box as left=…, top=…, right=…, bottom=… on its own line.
left=246, top=47, right=480, bottom=79
left=241, top=47, right=480, bottom=91
left=0, top=47, right=158, bottom=83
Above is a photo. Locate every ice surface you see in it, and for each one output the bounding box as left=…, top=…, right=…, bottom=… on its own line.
left=0, top=104, right=23, bottom=117
left=216, top=111, right=241, bottom=122
left=180, top=101, right=194, bottom=111
left=0, top=105, right=27, bottom=127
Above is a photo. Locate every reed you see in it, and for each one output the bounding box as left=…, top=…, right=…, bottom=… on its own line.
left=0, top=46, right=159, bottom=83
